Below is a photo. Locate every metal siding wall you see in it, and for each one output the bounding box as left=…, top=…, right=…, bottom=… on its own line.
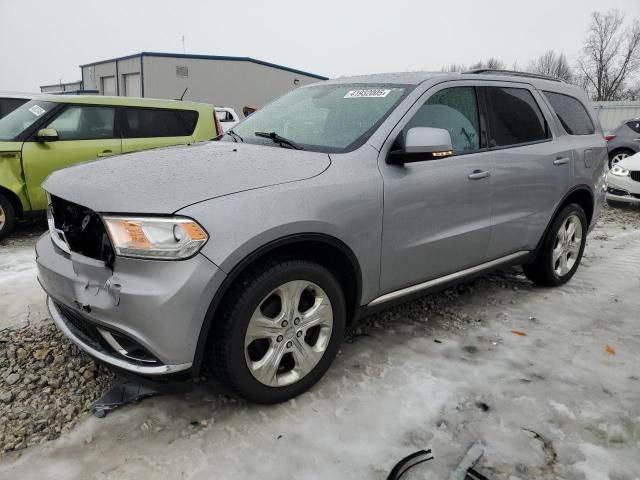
left=82, top=66, right=98, bottom=91
left=143, top=56, right=323, bottom=115
left=592, top=101, right=640, bottom=131
left=117, top=56, right=143, bottom=97
left=91, top=62, right=118, bottom=95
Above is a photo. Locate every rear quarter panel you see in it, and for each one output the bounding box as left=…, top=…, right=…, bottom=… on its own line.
left=0, top=145, right=29, bottom=211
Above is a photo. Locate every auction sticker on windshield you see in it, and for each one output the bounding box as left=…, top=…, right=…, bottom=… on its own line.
left=29, top=105, right=46, bottom=116
left=344, top=89, right=392, bottom=99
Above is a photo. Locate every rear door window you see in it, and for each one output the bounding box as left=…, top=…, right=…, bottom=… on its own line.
left=405, top=86, right=481, bottom=154
left=123, top=108, right=198, bottom=138
left=543, top=91, right=595, bottom=135
left=46, top=105, right=116, bottom=140
left=484, top=87, right=549, bottom=147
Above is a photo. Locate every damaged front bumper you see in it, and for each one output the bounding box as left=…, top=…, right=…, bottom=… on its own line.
left=36, top=233, right=225, bottom=376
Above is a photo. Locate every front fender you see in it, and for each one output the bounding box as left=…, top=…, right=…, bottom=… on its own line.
left=177, top=164, right=384, bottom=305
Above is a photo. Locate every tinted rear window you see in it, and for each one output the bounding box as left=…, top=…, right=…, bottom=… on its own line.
left=0, top=98, right=29, bottom=119
left=124, top=108, right=198, bottom=138
left=543, top=91, right=595, bottom=135
left=627, top=120, right=640, bottom=134
left=485, top=87, right=549, bottom=147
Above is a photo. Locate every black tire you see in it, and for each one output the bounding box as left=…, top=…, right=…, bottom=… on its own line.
left=608, top=148, right=634, bottom=169
left=0, top=193, right=16, bottom=242
left=209, top=258, right=346, bottom=404
left=523, top=203, right=588, bottom=287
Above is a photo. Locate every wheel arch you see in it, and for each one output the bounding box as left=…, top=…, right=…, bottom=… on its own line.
left=192, top=233, right=363, bottom=375
left=0, top=185, right=23, bottom=218
left=528, top=185, right=594, bottom=261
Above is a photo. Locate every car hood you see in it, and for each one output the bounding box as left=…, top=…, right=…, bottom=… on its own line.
left=43, top=142, right=331, bottom=214
left=617, top=152, right=640, bottom=170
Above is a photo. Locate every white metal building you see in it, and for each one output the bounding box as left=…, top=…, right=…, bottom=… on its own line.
left=592, top=101, right=640, bottom=131
left=41, top=52, right=328, bottom=115
left=39, top=80, right=87, bottom=94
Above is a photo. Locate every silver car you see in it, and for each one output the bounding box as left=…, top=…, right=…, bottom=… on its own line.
left=36, top=70, right=607, bottom=403
left=606, top=118, right=640, bottom=167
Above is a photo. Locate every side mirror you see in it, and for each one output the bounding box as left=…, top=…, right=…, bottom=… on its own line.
left=36, top=128, right=59, bottom=142
left=387, top=127, right=453, bottom=165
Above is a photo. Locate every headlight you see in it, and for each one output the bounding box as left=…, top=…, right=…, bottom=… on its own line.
left=610, top=165, right=630, bottom=176
left=103, top=216, right=208, bottom=260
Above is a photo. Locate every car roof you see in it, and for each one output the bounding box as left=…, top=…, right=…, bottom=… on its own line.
left=320, top=71, right=579, bottom=91
left=34, top=95, right=213, bottom=111
left=0, top=92, right=36, bottom=99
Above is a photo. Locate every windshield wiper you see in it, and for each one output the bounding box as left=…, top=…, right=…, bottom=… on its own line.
left=254, top=131, right=304, bottom=150
left=225, top=130, right=244, bottom=142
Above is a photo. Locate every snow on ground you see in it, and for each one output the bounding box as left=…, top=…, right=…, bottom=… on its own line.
left=1, top=209, right=640, bottom=479
left=0, top=221, right=47, bottom=330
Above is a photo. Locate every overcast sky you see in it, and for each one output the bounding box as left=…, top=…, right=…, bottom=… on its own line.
left=1, top=0, right=639, bottom=92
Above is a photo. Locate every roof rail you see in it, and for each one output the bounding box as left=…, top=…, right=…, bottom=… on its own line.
left=463, top=69, right=565, bottom=83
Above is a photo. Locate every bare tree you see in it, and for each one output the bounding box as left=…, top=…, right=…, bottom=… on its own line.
left=527, top=51, right=574, bottom=82
left=441, top=63, right=468, bottom=73
left=442, top=58, right=506, bottom=72
left=577, top=9, right=640, bottom=100
left=469, top=57, right=506, bottom=70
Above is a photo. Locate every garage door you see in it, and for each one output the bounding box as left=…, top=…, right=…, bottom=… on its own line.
left=124, top=73, right=141, bottom=97
left=101, top=76, right=116, bottom=96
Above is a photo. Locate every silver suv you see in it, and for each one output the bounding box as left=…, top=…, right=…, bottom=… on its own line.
left=36, top=70, right=607, bottom=403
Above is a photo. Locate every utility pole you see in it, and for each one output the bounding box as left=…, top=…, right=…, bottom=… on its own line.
left=182, top=35, right=186, bottom=54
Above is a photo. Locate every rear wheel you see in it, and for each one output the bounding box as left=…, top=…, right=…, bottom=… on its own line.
left=0, top=193, right=16, bottom=242
left=210, top=258, right=346, bottom=404
left=609, top=149, right=634, bottom=168
left=523, top=203, right=587, bottom=286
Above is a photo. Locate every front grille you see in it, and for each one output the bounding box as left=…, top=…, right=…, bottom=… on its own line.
left=49, top=195, right=115, bottom=265
left=630, top=171, right=640, bottom=182
left=54, top=302, right=112, bottom=353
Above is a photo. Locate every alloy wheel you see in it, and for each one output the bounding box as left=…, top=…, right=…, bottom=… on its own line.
left=610, top=152, right=629, bottom=166
left=0, top=205, right=5, bottom=231
left=552, top=214, right=583, bottom=277
left=244, top=280, right=334, bottom=387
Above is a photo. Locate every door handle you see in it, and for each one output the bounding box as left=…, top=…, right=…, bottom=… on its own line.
left=553, top=157, right=570, bottom=166
left=97, top=150, right=113, bottom=158
left=468, top=170, right=490, bottom=180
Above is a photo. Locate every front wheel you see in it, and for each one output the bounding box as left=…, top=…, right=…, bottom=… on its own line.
left=210, top=258, right=346, bottom=404
left=0, top=193, right=16, bottom=242
left=523, top=203, right=587, bottom=286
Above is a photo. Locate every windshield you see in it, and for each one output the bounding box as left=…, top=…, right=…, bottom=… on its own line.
left=0, top=100, right=57, bottom=141
left=229, top=84, right=409, bottom=153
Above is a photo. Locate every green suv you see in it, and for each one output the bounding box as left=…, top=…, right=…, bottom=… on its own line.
left=0, top=95, right=219, bottom=239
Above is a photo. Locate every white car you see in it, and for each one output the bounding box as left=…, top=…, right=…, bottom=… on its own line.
left=606, top=151, right=640, bottom=206
left=215, top=107, right=240, bottom=133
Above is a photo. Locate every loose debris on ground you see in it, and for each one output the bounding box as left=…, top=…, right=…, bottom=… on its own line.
left=599, top=202, right=640, bottom=230
left=0, top=322, right=114, bottom=454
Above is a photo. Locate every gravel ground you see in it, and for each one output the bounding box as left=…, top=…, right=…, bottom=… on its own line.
left=0, top=322, right=114, bottom=454
left=0, top=204, right=638, bottom=478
